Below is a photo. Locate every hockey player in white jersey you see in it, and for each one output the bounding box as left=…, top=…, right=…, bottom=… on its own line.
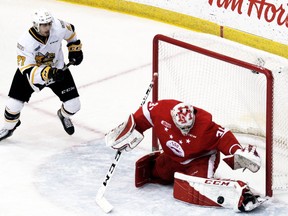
left=0, top=9, right=83, bottom=141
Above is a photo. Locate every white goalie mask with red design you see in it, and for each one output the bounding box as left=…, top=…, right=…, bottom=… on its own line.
left=171, top=102, right=195, bottom=136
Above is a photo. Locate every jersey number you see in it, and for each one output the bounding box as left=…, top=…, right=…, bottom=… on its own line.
left=216, top=127, right=225, bottom=137
left=148, top=102, right=158, bottom=111
left=17, top=55, right=26, bottom=66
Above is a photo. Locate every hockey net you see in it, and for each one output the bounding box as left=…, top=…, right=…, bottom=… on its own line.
left=152, top=33, right=288, bottom=197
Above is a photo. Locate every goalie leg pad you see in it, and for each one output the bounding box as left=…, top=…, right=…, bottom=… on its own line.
left=173, top=172, right=262, bottom=212
left=174, top=173, right=226, bottom=208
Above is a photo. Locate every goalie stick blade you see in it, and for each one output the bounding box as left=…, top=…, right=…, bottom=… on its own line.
left=96, top=195, right=113, bottom=213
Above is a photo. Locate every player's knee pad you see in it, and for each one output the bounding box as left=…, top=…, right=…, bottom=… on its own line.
left=62, top=97, right=81, bottom=116
left=5, top=97, right=24, bottom=114
left=5, top=97, right=24, bottom=120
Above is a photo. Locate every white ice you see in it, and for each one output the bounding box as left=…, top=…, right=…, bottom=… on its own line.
left=0, top=0, right=288, bottom=215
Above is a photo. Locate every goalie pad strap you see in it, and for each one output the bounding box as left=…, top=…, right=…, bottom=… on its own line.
left=173, top=172, right=247, bottom=211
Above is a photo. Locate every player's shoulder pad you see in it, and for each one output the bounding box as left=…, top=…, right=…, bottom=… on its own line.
left=54, top=19, right=75, bottom=32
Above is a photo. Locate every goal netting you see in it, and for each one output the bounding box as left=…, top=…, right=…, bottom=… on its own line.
left=152, top=32, right=288, bottom=197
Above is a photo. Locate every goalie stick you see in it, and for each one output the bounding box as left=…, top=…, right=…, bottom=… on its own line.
left=96, top=150, right=122, bottom=213
left=96, top=73, right=158, bottom=213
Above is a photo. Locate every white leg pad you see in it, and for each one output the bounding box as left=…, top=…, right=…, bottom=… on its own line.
left=174, top=172, right=248, bottom=212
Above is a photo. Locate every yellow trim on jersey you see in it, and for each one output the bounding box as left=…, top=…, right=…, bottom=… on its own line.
left=29, top=28, right=48, bottom=44
left=66, top=32, right=76, bottom=41
left=19, top=64, right=37, bottom=73
left=31, top=66, right=39, bottom=84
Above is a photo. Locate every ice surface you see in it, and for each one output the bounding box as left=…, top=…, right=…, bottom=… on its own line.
left=0, top=0, right=288, bottom=215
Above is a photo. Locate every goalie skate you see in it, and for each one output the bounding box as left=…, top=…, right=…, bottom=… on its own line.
left=0, top=120, right=21, bottom=141
left=239, top=192, right=268, bottom=212
left=57, top=109, right=74, bottom=135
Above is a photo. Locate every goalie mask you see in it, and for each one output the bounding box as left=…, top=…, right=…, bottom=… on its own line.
left=171, top=102, right=195, bottom=136
left=32, top=9, right=53, bottom=33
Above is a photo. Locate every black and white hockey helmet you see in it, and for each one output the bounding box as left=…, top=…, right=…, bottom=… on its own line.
left=32, top=9, right=53, bottom=32
left=171, top=102, right=195, bottom=136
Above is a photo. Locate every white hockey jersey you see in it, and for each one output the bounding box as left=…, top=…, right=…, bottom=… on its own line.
left=16, top=18, right=78, bottom=91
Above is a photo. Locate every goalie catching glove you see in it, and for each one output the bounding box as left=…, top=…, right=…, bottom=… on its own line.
left=105, top=114, right=144, bottom=152
left=223, top=144, right=261, bottom=173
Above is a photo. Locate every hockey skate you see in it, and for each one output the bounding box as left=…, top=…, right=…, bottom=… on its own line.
left=0, top=120, right=21, bottom=141
left=57, top=109, right=74, bottom=135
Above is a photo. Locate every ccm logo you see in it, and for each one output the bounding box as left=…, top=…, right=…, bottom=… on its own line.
left=204, top=179, right=230, bottom=186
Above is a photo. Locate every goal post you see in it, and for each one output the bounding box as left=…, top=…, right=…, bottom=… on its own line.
left=151, top=33, right=288, bottom=197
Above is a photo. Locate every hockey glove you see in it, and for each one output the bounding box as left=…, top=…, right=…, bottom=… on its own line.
left=43, top=67, right=64, bottom=82
left=67, top=39, right=83, bottom=65
left=223, top=144, right=261, bottom=173
left=234, top=145, right=261, bottom=173
left=105, top=114, right=144, bottom=152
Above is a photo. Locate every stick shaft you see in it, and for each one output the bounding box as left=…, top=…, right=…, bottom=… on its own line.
left=96, top=151, right=122, bottom=213
left=96, top=73, right=157, bottom=213
left=63, top=61, right=75, bottom=70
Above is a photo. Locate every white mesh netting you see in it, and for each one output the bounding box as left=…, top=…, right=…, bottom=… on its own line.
left=154, top=32, right=288, bottom=193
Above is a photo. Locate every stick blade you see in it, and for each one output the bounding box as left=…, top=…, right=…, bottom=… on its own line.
left=96, top=196, right=113, bottom=213
left=96, top=187, right=113, bottom=213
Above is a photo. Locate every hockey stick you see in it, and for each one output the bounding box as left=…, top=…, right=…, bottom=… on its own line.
left=63, top=60, right=75, bottom=70
left=96, top=72, right=157, bottom=213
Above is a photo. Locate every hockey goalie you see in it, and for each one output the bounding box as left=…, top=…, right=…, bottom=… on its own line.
left=105, top=99, right=265, bottom=212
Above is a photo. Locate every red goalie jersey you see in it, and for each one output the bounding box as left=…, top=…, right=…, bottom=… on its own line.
left=133, top=99, right=242, bottom=164
left=131, top=100, right=263, bottom=212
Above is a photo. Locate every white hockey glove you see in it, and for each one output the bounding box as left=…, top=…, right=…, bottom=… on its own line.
left=223, top=144, right=261, bottom=173
left=105, top=114, right=144, bottom=152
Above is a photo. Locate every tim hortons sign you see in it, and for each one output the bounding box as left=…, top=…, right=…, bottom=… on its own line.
left=208, top=0, right=288, bottom=28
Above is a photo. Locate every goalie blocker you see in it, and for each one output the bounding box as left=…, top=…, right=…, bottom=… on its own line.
left=105, top=114, right=144, bottom=152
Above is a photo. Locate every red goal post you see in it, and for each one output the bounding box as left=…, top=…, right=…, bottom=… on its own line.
left=151, top=33, right=288, bottom=197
